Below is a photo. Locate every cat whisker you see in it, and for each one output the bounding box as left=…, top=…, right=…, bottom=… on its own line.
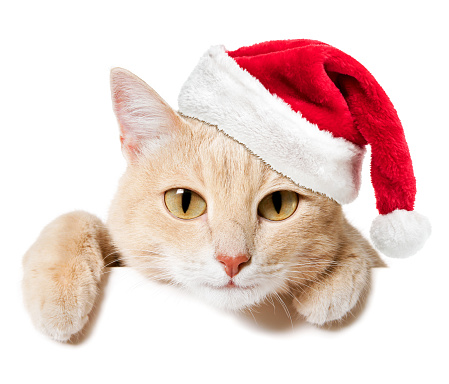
left=272, top=292, right=293, bottom=328
left=245, top=307, right=259, bottom=326
left=286, top=278, right=324, bottom=292
left=268, top=271, right=324, bottom=294
left=286, top=271, right=332, bottom=282
left=287, top=267, right=337, bottom=277
left=267, top=296, right=276, bottom=313
left=286, top=269, right=330, bottom=274
left=289, top=260, right=339, bottom=267
left=103, top=258, right=122, bottom=268
left=282, top=289, right=303, bottom=308
left=107, top=248, right=173, bottom=258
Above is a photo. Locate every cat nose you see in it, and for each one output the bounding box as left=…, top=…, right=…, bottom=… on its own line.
left=216, top=254, right=250, bottom=278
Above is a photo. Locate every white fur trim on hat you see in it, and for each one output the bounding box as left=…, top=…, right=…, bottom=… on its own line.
left=178, top=45, right=365, bottom=204
left=370, top=209, right=431, bottom=258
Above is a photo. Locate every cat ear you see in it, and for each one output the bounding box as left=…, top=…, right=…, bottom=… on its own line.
left=110, top=67, right=181, bottom=162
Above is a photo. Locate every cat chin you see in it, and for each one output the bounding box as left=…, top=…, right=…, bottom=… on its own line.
left=188, top=284, right=272, bottom=312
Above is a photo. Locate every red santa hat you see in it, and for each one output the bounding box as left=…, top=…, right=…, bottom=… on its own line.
left=178, top=39, right=431, bottom=258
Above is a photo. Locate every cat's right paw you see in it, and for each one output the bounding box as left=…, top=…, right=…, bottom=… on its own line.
left=292, top=256, right=370, bottom=326
left=23, top=257, right=102, bottom=342
left=22, top=211, right=109, bottom=341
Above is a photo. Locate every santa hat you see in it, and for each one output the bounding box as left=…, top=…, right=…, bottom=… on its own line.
left=178, top=39, right=431, bottom=258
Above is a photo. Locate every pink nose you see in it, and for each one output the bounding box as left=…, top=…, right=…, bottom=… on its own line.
left=216, top=254, right=250, bottom=278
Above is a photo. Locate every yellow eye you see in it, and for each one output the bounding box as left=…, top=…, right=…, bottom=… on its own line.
left=258, top=190, right=298, bottom=221
left=164, top=188, right=207, bottom=220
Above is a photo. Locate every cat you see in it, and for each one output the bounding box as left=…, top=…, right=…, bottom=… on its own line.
left=22, top=68, right=384, bottom=342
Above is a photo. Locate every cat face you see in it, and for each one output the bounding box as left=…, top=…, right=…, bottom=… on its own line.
left=108, top=69, right=351, bottom=311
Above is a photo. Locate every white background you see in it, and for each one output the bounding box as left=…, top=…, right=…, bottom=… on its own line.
left=1, top=1, right=448, bottom=383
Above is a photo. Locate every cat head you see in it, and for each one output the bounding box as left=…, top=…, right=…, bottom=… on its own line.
left=107, top=68, right=379, bottom=311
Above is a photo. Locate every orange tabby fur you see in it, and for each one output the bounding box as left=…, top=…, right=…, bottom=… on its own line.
left=22, top=69, right=384, bottom=341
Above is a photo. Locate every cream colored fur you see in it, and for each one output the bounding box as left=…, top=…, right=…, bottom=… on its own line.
left=22, top=68, right=384, bottom=342
left=22, top=211, right=115, bottom=341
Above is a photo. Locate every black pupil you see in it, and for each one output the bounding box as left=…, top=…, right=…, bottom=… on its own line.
left=182, top=189, right=192, bottom=213
left=272, top=191, right=282, bottom=214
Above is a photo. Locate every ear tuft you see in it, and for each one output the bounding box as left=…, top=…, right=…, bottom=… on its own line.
left=110, top=68, right=181, bottom=161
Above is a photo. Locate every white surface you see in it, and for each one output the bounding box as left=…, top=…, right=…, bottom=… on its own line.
left=1, top=1, right=448, bottom=383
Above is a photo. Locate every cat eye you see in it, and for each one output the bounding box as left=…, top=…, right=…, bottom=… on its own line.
left=258, top=190, right=298, bottom=221
left=164, top=188, right=207, bottom=220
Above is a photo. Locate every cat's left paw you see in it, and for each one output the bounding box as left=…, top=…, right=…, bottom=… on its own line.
left=292, top=258, right=370, bottom=326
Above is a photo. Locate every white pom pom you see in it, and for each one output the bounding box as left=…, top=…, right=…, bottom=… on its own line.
left=370, top=210, right=431, bottom=258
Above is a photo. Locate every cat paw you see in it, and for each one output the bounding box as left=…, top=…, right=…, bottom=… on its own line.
left=23, top=257, right=102, bottom=342
left=292, top=261, right=370, bottom=326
